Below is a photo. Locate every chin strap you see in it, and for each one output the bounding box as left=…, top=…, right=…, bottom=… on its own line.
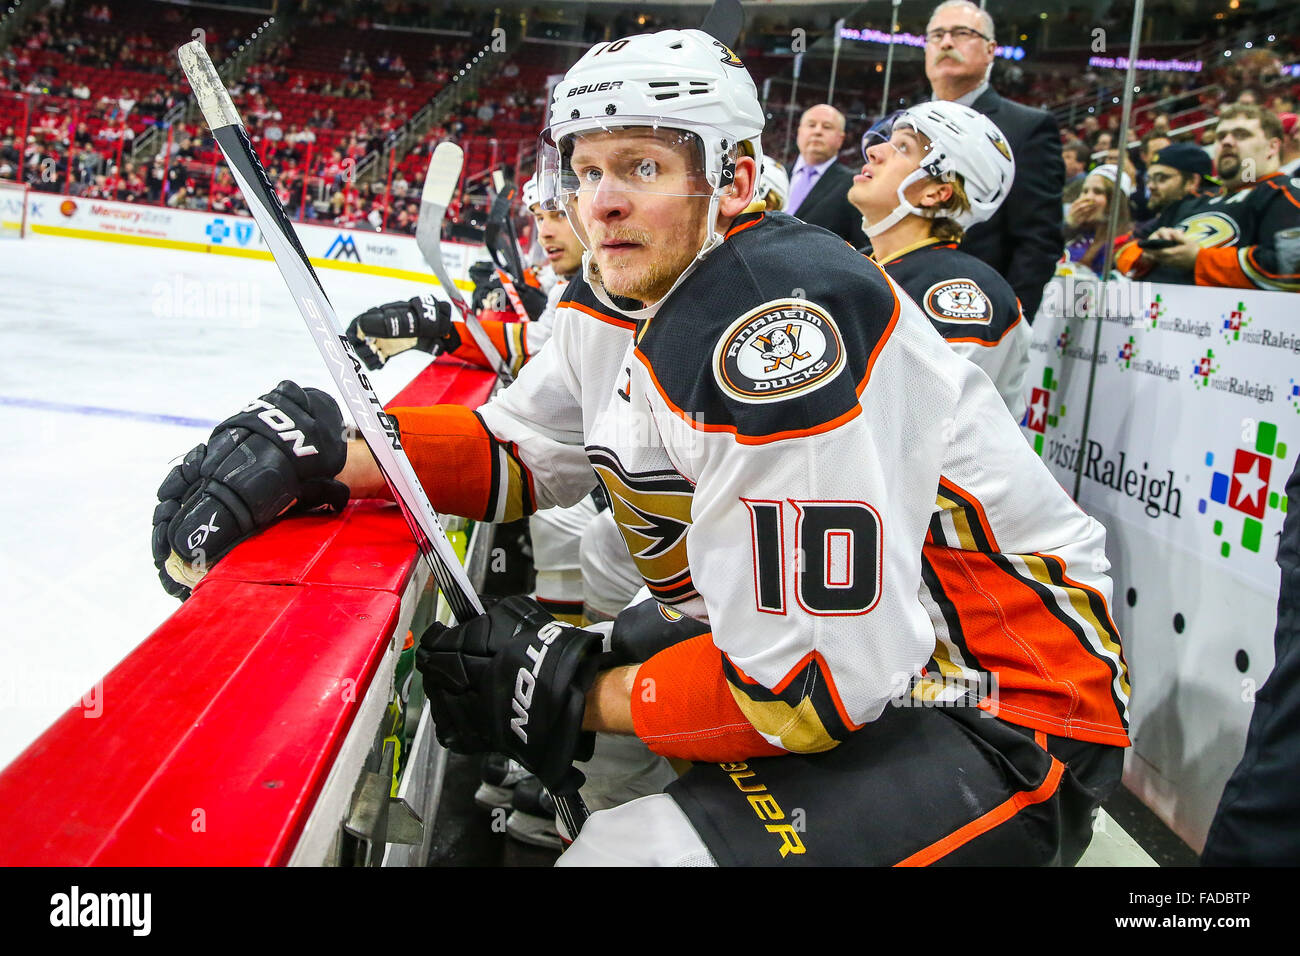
left=863, top=167, right=937, bottom=238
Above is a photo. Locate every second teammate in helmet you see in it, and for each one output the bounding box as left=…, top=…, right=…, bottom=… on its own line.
left=345, top=176, right=585, bottom=376
left=848, top=100, right=1031, bottom=418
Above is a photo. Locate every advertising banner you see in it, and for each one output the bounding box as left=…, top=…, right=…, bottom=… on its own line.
left=1024, top=276, right=1293, bottom=590
left=23, top=194, right=482, bottom=288
left=1023, top=275, right=1292, bottom=848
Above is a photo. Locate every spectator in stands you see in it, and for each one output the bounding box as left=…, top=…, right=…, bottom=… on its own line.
left=1142, top=143, right=1217, bottom=229
left=925, top=0, right=1062, bottom=321
left=1063, top=164, right=1133, bottom=277
left=147, top=156, right=165, bottom=202
left=784, top=103, right=868, bottom=248
left=1123, top=105, right=1300, bottom=290
left=1062, top=139, right=1090, bottom=205
left=0, top=134, right=18, bottom=178
left=1130, top=130, right=1173, bottom=222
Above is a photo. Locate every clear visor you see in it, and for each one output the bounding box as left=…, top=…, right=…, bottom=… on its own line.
left=539, top=119, right=736, bottom=202
left=860, top=112, right=929, bottom=167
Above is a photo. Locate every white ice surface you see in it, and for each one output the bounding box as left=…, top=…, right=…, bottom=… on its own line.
left=0, top=232, right=446, bottom=769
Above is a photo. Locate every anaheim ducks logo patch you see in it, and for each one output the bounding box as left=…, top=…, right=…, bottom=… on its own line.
left=1178, top=212, right=1241, bottom=249
left=713, top=40, right=744, bottom=67
left=714, top=299, right=845, bottom=403
left=986, top=130, right=1012, bottom=162
left=924, top=279, right=992, bottom=324
left=657, top=603, right=684, bottom=622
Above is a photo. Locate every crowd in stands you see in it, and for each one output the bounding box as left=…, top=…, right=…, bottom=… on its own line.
left=4, top=0, right=1300, bottom=276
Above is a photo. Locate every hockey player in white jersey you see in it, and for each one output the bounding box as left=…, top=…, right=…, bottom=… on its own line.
left=154, top=28, right=1129, bottom=865
left=848, top=101, right=1031, bottom=418
left=338, top=172, right=664, bottom=845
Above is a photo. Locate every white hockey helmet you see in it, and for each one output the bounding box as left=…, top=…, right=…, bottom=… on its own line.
left=758, top=161, right=791, bottom=209
left=521, top=173, right=541, bottom=211
left=540, top=28, right=765, bottom=295
left=860, top=100, right=1015, bottom=237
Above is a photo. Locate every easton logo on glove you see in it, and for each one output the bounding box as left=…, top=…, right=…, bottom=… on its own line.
left=511, top=620, right=573, bottom=743
left=151, top=381, right=349, bottom=601
left=240, top=397, right=321, bottom=456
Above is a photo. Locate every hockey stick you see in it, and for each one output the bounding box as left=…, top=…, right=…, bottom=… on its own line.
left=482, top=171, right=535, bottom=321
left=699, top=0, right=744, bottom=46
left=488, top=169, right=528, bottom=284
left=417, top=145, right=513, bottom=386
left=177, top=41, right=588, bottom=838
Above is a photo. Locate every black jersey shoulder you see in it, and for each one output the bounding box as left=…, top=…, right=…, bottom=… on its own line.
left=1182, top=173, right=1300, bottom=247
left=634, top=212, right=901, bottom=443
left=883, top=243, right=1022, bottom=346
left=556, top=273, right=640, bottom=333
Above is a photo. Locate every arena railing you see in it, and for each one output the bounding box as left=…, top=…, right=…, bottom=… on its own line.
left=0, top=354, right=499, bottom=866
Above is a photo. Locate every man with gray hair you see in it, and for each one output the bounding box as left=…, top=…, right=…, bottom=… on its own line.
left=785, top=103, right=869, bottom=248
left=925, top=0, right=1063, bottom=321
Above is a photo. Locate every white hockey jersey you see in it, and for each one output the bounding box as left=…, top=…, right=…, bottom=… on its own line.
left=391, top=212, right=1129, bottom=761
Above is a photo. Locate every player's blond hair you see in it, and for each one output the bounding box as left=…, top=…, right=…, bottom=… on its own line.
left=929, top=177, right=972, bottom=242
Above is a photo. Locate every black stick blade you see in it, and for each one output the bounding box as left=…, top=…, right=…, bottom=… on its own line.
left=700, top=0, right=744, bottom=47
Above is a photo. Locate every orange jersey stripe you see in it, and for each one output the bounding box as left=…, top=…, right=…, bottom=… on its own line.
left=894, top=757, right=1066, bottom=866
left=385, top=404, right=498, bottom=520
left=564, top=299, right=638, bottom=331
left=1195, top=246, right=1254, bottom=288
left=923, top=545, right=1130, bottom=746
left=451, top=318, right=510, bottom=370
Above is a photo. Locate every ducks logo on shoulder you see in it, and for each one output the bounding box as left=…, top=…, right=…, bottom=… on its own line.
left=714, top=299, right=845, bottom=403
left=923, top=279, right=992, bottom=324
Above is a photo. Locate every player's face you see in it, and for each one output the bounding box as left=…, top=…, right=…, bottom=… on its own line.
left=532, top=206, right=583, bottom=276
left=568, top=128, right=711, bottom=304
left=796, top=106, right=846, bottom=166
left=1146, top=164, right=1189, bottom=211
left=848, top=127, right=934, bottom=225
left=1214, top=117, right=1278, bottom=182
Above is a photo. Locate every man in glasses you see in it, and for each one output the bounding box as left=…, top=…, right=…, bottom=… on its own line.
left=925, top=0, right=1063, bottom=323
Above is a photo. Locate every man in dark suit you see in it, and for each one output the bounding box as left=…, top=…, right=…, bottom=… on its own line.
left=926, top=0, right=1063, bottom=321
left=784, top=104, right=869, bottom=249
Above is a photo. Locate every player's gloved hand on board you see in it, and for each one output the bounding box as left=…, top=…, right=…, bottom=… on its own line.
left=151, top=381, right=349, bottom=600
left=416, top=596, right=604, bottom=794
left=345, top=291, right=460, bottom=371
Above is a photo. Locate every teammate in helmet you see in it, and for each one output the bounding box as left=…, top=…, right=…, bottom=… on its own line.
left=754, top=161, right=790, bottom=212
left=847, top=102, right=1030, bottom=418
left=154, top=26, right=1128, bottom=866
left=343, top=173, right=585, bottom=377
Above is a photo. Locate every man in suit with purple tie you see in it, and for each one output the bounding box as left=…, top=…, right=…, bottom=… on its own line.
left=785, top=104, right=869, bottom=250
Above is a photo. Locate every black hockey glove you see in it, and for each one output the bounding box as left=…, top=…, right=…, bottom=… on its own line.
left=416, top=595, right=604, bottom=794
left=151, top=381, right=349, bottom=599
left=603, top=596, right=711, bottom=668
left=345, top=292, right=460, bottom=371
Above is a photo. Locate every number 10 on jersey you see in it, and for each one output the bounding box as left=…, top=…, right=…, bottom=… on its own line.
left=742, top=499, right=882, bottom=616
